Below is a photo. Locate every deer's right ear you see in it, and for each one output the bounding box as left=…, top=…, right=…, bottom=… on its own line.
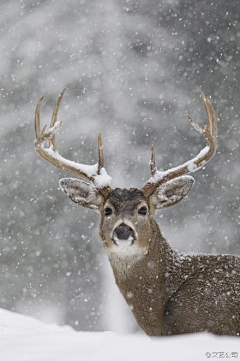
left=59, top=178, right=104, bottom=210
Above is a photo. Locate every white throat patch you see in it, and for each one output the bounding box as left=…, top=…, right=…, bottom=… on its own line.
left=106, top=246, right=148, bottom=278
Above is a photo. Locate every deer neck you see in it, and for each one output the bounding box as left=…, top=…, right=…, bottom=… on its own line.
left=106, top=219, right=179, bottom=336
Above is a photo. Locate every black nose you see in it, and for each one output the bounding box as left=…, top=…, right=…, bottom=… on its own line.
left=113, top=223, right=135, bottom=240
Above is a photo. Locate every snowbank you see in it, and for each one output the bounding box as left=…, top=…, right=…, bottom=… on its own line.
left=0, top=308, right=239, bottom=361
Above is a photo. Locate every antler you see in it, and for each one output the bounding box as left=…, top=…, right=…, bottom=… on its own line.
left=35, top=88, right=112, bottom=195
left=142, top=93, right=217, bottom=197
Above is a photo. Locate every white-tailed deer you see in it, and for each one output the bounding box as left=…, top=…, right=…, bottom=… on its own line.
left=35, top=89, right=240, bottom=336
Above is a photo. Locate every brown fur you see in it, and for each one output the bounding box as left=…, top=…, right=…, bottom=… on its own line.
left=100, top=189, right=240, bottom=336
left=108, top=218, right=240, bottom=336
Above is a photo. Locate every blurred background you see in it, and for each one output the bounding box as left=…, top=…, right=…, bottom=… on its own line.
left=0, top=0, right=239, bottom=333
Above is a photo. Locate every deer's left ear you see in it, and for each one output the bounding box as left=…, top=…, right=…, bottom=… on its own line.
left=150, top=175, right=194, bottom=209
left=59, top=178, right=104, bottom=210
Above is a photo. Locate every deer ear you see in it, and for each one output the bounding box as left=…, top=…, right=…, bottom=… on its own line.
left=150, top=175, right=194, bottom=209
left=59, top=178, right=104, bottom=210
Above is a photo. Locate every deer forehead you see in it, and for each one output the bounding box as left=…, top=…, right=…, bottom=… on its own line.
left=104, top=188, right=149, bottom=214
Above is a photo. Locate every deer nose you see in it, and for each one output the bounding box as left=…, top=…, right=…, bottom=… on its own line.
left=113, top=223, right=135, bottom=241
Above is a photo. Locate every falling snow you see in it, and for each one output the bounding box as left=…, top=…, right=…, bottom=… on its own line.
left=0, top=0, right=240, bottom=339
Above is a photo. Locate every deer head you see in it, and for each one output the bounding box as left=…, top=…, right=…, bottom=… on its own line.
left=35, top=89, right=217, bottom=256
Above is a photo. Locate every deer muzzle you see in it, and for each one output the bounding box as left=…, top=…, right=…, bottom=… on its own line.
left=112, top=223, right=135, bottom=247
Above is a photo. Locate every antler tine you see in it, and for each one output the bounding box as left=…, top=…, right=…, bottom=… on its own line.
left=201, top=92, right=217, bottom=140
left=34, top=89, right=112, bottom=192
left=49, top=88, right=66, bottom=151
left=35, top=96, right=44, bottom=139
left=98, top=132, right=104, bottom=174
left=142, top=93, right=217, bottom=197
left=150, top=144, right=156, bottom=176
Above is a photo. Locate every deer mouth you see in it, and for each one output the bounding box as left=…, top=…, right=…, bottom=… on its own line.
left=113, top=236, right=135, bottom=247
left=112, top=223, right=135, bottom=247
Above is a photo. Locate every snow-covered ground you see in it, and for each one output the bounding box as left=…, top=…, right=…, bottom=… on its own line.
left=0, top=308, right=239, bottom=361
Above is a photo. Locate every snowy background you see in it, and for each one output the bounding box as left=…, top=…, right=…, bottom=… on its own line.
left=0, top=0, right=240, bottom=334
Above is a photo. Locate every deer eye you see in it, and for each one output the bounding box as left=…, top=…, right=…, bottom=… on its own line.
left=138, top=206, right=148, bottom=215
left=104, top=207, right=113, bottom=216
